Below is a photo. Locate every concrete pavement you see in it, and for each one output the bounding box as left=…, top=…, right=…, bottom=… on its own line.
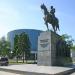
left=0, top=64, right=75, bottom=75
left=71, top=72, right=75, bottom=75
left=0, top=71, right=21, bottom=75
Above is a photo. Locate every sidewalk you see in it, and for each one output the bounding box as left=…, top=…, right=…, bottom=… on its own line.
left=0, top=71, right=21, bottom=75
left=0, top=64, right=75, bottom=75
left=71, top=72, right=75, bottom=75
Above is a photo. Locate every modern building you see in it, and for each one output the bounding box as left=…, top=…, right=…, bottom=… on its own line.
left=7, top=29, right=42, bottom=59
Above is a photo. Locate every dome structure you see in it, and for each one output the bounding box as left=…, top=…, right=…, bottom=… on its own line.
left=7, top=29, right=42, bottom=54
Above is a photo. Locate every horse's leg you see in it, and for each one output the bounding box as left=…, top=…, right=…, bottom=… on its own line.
left=45, top=22, right=49, bottom=31
left=55, top=18, right=60, bottom=31
left=53, top=25, right=56, bottom=33
left=43, top=16, right=49, bottom=31
left=55, top=25, right=57, bottom=31
left=57, top=24, right=60, bottom=31
left=54, top=27, right=56, bottom=33
left=56, top=24, right=59, bottom=31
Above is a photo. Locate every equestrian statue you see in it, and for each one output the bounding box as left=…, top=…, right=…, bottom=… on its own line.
left=41, top=3, right=59, bottom=32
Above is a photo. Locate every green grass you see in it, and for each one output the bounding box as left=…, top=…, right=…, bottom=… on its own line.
left=9, top=59, right=36, bottom=65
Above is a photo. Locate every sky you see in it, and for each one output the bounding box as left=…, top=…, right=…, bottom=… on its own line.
left=0, top=0, right=75, bottom=43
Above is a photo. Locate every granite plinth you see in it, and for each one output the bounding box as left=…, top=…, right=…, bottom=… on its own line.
left=37, top=31, right=60, bottom=66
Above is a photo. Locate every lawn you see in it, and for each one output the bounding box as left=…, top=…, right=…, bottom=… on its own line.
left=9, top=59, right=37, bottom=65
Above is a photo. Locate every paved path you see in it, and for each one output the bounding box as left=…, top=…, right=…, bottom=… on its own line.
left=71, top=72, right=75, bottom=75
left=0, top=64, right=74, bottom=75
left=0, top=64, right=73, bottom=74
left=0, top=71, right=21, bottom=75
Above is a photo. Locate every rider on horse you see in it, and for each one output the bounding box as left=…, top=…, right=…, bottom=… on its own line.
left=50, top=6, right=55, bottom=20
left=40, top=4, right=59, bottom=32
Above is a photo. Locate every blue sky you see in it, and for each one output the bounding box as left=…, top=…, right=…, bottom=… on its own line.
left=0, top=0, right=75, bottom=43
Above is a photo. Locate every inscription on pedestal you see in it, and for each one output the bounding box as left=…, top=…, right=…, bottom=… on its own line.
left=40, top=39, right=49, bottom=48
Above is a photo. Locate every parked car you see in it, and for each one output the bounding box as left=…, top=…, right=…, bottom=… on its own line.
left=0, top=57, right=9, bottom=66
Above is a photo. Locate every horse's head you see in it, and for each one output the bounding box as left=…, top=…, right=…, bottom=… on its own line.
left=40, top=3, right=48, bottom=16
left=40, top=3, right=45, bottom=9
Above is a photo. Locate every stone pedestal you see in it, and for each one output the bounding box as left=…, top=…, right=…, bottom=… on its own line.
left=37, top=31, right=60, bottom=66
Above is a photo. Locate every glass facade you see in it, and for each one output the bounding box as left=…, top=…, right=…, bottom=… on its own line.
left=7, top=29, right=42, bottom=53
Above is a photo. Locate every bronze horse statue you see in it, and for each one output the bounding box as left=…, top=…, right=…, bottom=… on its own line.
left=41, top=4, right=59, bottom=32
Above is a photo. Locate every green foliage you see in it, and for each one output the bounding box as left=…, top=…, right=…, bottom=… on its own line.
left=0, top=37, right=11, bottom=57
left=71, top=45, right=75, bottom=50
left=56, top=34, right=74, bottom=59
left=62, top=57, right=72, bottom=66
left=57, top=34, right=74, bottom=58
left=61, top=34, right=74, bottom=49
left=13, top=35, right=22, bottom=56
left=13, top=32, right=31, bottom=63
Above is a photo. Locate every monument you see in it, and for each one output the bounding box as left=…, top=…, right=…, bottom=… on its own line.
left=37, top=31, right=60, bottom=66
left=40, top=3, right=59, bottom=32
left=37, top=4, right=71, bottom=66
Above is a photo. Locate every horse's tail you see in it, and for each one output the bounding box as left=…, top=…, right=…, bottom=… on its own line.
left=55, top=18, right=60, bottom=31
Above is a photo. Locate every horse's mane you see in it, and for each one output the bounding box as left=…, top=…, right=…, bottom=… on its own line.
left=41, top=4, right=49, bottom=15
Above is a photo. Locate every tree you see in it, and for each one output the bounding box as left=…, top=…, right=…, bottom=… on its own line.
left=0, top=37, right=11, bottom=57
left=13, top=32, right=31, bottom=63
left=61, top=34, right=74, bottom=57
left=13, top=35, right=22, bottom=63
left=61, top=34, right=74, bottom=49
left=56, top=34, right=74, bottom=65
left=19, top=32, right=31, bottom=63
left=72, top=45, right=75, bottom=50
